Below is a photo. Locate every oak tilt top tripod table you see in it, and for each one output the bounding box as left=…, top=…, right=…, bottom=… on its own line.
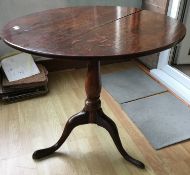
left=1, top=6, right=186, bottom=169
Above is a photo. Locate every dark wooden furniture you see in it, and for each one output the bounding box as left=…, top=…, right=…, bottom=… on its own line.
left=1, top=6, right=186, bottom=169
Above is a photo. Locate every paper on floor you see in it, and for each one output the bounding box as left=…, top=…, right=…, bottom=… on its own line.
left=1, top=53, right=40, bottom=82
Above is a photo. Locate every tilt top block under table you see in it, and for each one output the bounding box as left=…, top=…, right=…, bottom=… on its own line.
left=1, top=6, right=186, bottom=169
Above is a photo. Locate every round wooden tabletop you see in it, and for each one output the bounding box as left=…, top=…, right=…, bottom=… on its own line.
left=1, top=6, right=186, bottom=61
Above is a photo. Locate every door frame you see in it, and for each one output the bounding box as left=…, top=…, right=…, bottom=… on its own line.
left=150, top=0, right=190, bottom=105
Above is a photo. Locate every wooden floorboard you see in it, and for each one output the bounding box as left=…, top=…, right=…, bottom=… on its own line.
left=0, top=61, right=190, bottom=175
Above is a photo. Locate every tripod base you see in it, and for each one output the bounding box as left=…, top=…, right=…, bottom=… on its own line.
left=33, top=61, right=145, bottom=169
left=33, top=109, right=145, bottom=169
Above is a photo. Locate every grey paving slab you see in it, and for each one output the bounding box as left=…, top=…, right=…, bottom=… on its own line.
left=122, top=92, right=190, bottom=149
left=102, top=67, right=166, bottom=103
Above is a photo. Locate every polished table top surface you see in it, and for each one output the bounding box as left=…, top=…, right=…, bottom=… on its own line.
left=1, top=6, right=186, bottom=61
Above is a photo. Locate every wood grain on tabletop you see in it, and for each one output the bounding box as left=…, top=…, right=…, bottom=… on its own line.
left=1, top=6, right=185, bottom=61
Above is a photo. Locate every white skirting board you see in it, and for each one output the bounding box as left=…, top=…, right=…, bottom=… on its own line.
left=150, top=68, right=190, bottom=105
left=162, top=65, right=190, bottom=90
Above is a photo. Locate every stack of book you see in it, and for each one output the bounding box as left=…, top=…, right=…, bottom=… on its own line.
left=0, top=64, right=48, bottom=103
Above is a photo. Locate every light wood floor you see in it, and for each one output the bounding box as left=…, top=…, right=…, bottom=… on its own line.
left=1, top=61, right=190, bottom=175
